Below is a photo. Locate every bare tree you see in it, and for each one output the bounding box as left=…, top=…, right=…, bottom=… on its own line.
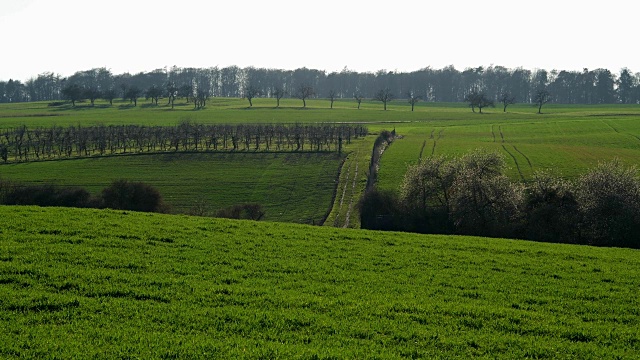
left=499, top=92, right=516, bottom=112
left=244, top=84, right=261, bottom=107
left=295, top=84, right=315, bottom=108
left=354, top=94, right=364, bottom=109
left=464, top=91, right=494, bottom=113
left=407, top=91, right=421, bottom=112
left=194, top=88, right=209, bottom=109
left=534, top=89, right=551, bottom=114
left=373, top=88, right=394, bottom=110
left=166, top=82, right=178, bottom=109
left=328, top=89, right=337, bottom=109
left=273, top=87, right=286, bottom=108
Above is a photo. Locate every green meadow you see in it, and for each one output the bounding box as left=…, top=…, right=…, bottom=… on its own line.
left=2, top=99, right=640, bottom=223
left=1, top=206, right=639, bottom=359
left=0, top=151, right=344, bottom=224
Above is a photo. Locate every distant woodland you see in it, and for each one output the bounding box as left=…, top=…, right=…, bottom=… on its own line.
left=1, top=65, right=639, bottom=105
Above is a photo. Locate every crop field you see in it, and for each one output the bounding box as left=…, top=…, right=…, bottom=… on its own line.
left=2, top=100, right=640, bottom=222
left=0, top=151, right=346, bottom=224
left=0, top=206, right=639, bottom=358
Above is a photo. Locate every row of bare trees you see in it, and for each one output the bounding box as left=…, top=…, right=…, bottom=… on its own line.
left=0, top=122, right=368, bottom=163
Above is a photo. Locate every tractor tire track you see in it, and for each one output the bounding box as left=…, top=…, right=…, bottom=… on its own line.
left=499, top=126, right=526, bottom=180
left=602, top=120, right=640, bottom=144
left=431, top=129, right=444, bottom=156
left=491, top=125, right=496, bottom=143
left=602, top=120, right=620, bottom=133
left=513, top=145, right=533, bottom=169
left=502, top=145, right=525, bottom=181
left=418, top=139, right=427, bottom=161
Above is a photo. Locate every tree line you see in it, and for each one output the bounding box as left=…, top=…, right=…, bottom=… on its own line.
left=0, top=122, right=368, bottom=163
left=2, top=65, right=640, bottom=106
left=360, top=149, right=640, bottom=249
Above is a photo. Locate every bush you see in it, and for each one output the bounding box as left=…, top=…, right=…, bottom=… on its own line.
left=100, top=180, right=166, bottom=213
left=359, top=189, right=404, bottom=231
left=524, top=172, right=580, bottom=243
left=576, top=160, right=640, bottom=248
left=216, top=203, right=265, bottom=221
left=0, top=181, right=92, bottom=208
left=400, top=156, right=455, bottom=233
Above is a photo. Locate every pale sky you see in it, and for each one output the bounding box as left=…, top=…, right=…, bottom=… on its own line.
left=1, top=0, right=638, bottom=81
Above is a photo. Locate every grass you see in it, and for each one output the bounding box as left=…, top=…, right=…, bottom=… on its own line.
left=0, top=151, right=346, bottom=224
left=377, top=113, right=640, bottom=191
left=2, top=99, right=640, bottom=221
left=0, top=206, right=639, bottom=358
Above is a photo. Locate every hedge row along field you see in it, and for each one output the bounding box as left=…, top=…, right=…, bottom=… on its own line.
left=0, top=206, right=638, bottom=358
left=0, top=122, right=367, bottom=163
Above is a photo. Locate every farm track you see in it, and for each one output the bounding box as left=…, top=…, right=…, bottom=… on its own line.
left=491, top=125, right=496, bottom=142
left=333, top=160, right=353, bottom=227
left=324, top=137, right=373, bottom=228
left=343, top=161, right=359, bottom=228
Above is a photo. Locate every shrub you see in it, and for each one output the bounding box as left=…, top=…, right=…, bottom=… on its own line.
left=216, top=203, right=265, bottom=221
left=449, top=151, right=522, bottom=237
left=576, top=160, right=640, bottom=248
left=100, top=180, right=166, bottom=213
left=0, top=181, right=92, bottom=208
left=359, top=189, right=404, bottom=231
left=400, top=156, right=455, bottom=233
left=524, top=171, right=580, bottom=243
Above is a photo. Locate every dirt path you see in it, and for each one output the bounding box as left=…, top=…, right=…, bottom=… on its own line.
left=343, top=161, right=359, bottom=228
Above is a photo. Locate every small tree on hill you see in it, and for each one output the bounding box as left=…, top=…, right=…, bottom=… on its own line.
left=354, top=93, right=364, bottom=109
left=328, top=89, right=337, bottom=109
left=145, top=85, right=162, bottom=105
left=407, top=91, right=421, bottom=112
left=273, top=87, right=286, bottom=108
left=373, top=88, right=394, bottom=110
left=499, top=92, right=516, bottom=112
left=83, top=87, right=101, bottom=107
left=295, top=84, right=315, bottom=108
left=102, top=88, right=118, bottom=105
left=125, top=86, right=142, bottom=106
left=244, top=84, right=261, bottom=107
left=62, top=84, right=83, bottom=107
left=464, top=91, right=494, bottom=113
left=534, top=89, right=551, bottom=114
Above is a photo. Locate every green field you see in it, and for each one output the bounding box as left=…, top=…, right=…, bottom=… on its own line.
left=0, top=151, right=345, bottom=224
left=2, top=100, right=640, bottom=222
left=378, top=116, right=640, bottom=190
left=1, top=206, right=638, bottom=358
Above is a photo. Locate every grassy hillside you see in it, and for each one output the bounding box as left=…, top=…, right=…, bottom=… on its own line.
left=1, top=206, right=638, bottom=358
left=0, top=152, right=343, bottom=223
